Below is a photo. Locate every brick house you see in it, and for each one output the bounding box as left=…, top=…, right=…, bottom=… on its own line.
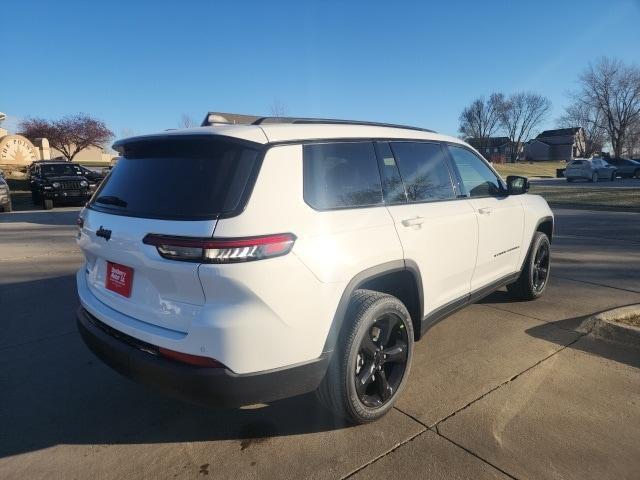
left=467, top=137, right=521, bottom=163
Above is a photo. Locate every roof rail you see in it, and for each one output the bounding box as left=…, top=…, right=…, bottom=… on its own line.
left=251, top=116, right=436, bottom=133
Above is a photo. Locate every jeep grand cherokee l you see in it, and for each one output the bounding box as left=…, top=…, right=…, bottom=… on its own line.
left=76, top=118, right=553, bottom=423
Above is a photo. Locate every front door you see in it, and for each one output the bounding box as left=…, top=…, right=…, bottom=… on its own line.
left=446, top=145, right=525, bottom=291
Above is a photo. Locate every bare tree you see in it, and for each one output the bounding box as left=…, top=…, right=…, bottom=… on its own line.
left=19, top=114, right=113, bottom=161
left=458, top=93, right=505, bottom=153
left=178, top=114, right=196, bottom=129
left=575, top=57, right=640, bottom=158
left=558, top=101, right=606, bottom=157
left=500, top=92, right=552, bottom=162
left=269, top=98, right=288, bottom=118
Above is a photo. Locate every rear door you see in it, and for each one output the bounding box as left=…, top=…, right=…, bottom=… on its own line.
left=78, top=135, right=262, bottom=333
left=379, top=141, right=478, bottom=316
left=446, top=144, right=524, bottom=291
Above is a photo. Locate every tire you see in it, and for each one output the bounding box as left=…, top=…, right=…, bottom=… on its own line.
left=316, top=289, right=414, bottom=424
left=43, top=198, right=54, bottom=210
left=507, top=232, right=551, bottom=301
left=634, top=169, right=640, bottom=179
left=566, top=178, right=573, bottom=183
left=610, top=172, right=615, bottom=181
left=591, top=173, right=598, bottom=183
left=4, top=201, right=11, bottom=213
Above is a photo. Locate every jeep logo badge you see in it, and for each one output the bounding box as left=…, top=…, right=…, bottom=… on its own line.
left=96, top=226, right=112, bottom=241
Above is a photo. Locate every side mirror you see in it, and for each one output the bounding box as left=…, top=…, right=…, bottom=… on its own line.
left=506, top=175, right=529, bottom=195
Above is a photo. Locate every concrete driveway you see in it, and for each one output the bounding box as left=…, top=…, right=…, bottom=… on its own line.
left=1, top=207, right=639, bottom=479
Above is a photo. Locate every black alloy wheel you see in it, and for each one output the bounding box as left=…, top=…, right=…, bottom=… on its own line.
left=532, top=241, right=550, bottom=293
left=354, top=313, right=408, bottom=408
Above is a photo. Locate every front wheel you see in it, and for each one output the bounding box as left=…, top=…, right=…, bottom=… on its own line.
left=610, top=172, right=615, bottom=181
left=43, top=198, right=54, bottom=210
left=316, top=290, right=414, bottom=424
left=507, top=232, right=551, bottom=300
left=591, top=173, right=598, bottom=183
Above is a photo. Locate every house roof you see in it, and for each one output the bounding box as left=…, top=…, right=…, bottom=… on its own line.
left=467, top=137, right=512, bottom=148
left=537, top=127, right=581, bottom=138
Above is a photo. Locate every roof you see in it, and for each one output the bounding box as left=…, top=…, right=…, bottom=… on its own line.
left=537, top=127, right=581, bottom=138
left=467, top=137, right=512, bottom=148
left=114, top=121, right=463, bottom=152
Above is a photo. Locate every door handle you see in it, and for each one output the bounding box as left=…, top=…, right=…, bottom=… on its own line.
left=478, top=207, right=493, bottom=215
left=401, top=216, right=425, bottom=227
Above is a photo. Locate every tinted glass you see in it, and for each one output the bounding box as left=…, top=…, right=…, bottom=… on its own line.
left=376, top=142, right=407, bottom=204
left=41, top=163, right=83, bottom=176
left=303, top=142, right=383, bottom=209
left=91, top=137, right=259, bottom=219
left=389, top=142, right=455, bottom=202
left=448, top=145, right=503, bottom=197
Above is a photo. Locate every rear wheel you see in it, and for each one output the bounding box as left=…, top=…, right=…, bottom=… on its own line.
left=43, top=198, right=53, bottom=210
left=507, top=232, right=551, bottom=300
left=316, top=290, right=413, bottom=424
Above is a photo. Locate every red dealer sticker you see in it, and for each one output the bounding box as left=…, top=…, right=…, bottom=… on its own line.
left=105, top=262, right=134, bottom=298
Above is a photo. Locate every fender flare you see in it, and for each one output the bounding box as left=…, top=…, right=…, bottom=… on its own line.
left=321, top=260, right=424, bottom=355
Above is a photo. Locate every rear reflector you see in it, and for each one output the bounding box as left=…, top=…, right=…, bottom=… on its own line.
left=143, top=233, right=296, bottom=263
left=158, top=347, right=224, bottom=368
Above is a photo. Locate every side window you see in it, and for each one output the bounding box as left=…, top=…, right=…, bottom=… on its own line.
left=303, top=142, right=383, bottom=210
left=389, top=142, right=455, bottom=202
left=448, top=145, right=503, bottom=197
left=375, top=142, right=407, bottom=204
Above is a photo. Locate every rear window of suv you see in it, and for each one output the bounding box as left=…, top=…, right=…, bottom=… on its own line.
left=90, top=136, right=260, bottom=220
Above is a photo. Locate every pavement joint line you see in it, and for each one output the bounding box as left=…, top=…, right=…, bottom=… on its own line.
left=550, top=274, right=640, bottom=294
left=478, top=303, right=579, bottom=333
left=341, top=424, right=428, bottom=479
left=433, top=330, right=587, bottom=429
left=433, top=430, right=520, bottom=480
left=0, top=330, right=76, bottom=353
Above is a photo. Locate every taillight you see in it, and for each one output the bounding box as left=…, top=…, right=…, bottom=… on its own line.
left=142, top=233, right=296, bottom=263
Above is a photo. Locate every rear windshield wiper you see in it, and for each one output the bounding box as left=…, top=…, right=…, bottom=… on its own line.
left=95, top=195, right=128, bottom=208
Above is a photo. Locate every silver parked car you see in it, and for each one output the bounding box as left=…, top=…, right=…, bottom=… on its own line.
left=0, top=169, right=12, bottom=213
left=565, top=158, right=617, bottom=182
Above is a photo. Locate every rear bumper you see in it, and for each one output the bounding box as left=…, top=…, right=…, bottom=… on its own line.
left=77, top=306, right=329, bottom=406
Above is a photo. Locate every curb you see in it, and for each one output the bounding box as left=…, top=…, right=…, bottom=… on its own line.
left=578, top=305, right=640, bottom=348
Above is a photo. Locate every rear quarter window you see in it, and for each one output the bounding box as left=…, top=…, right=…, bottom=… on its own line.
left=303, top=142, right=383, bottom=210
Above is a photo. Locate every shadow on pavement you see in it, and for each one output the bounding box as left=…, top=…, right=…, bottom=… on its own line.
left=525, top=312, right=640, bottom=370
left=0, top=208, right=80, bottom=226
left=0, top=275, right=350, bottom=460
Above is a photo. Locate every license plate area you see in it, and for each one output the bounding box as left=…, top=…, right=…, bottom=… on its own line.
left=106, top=261, right=134, bottom=298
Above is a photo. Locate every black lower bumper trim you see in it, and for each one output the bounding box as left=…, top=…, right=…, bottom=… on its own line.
left=77, top=307, right=329, bottom=406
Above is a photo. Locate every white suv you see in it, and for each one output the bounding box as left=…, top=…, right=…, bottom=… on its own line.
left=76, top=118, right=553, bottom=423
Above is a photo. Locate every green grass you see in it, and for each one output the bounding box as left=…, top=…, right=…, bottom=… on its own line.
left=494, top=161, right=566, bottom=178
left=530, top=185, right=640, bottom=210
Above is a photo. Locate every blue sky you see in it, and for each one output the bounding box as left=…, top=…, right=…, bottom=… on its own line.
left=2, top=0, right=639, bottom=141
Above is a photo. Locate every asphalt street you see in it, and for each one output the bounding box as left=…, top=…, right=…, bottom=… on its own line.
left=1, top=205, right=639, bottom=479
left=531, top=177, right=640, bottom=188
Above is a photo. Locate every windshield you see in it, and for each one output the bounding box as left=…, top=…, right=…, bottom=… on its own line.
left=41, top=164, right=83, bottom=176
left=90, top=136, right=261, bottom=220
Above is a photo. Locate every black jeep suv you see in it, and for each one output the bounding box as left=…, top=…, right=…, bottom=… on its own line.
left=29, top=161, right=94, bottom=210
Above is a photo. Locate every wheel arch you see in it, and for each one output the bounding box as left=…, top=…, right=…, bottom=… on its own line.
left=536, top=216, right=554, bottom=243
left=322, top=260, right=424, bottom=356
